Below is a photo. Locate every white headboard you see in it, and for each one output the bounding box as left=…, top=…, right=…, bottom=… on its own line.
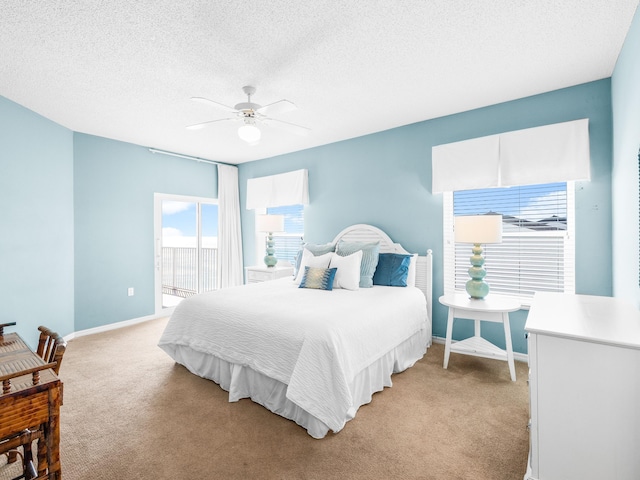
left=332, top=224, right=433, bottom=326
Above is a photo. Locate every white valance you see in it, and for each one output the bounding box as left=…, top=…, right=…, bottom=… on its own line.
left=432, top=118, right=591, bottom=193
left=246, top=169, right=309, bottom=209
left=432, top=134, right=500, bottom=193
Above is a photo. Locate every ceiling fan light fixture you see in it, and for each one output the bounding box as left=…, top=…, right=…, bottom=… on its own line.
left=238, top=120, right=261, bottom=143
left=188, top=85, right=308, bottom=142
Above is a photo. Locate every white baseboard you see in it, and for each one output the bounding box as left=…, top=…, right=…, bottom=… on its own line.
left=64, top=307, right=174, bottom=342
left=431, top=335, right=528, bottom=363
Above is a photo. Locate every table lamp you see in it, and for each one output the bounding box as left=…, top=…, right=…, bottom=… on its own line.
left=454, top=214, right=503, bottom=299
left=256, top=214, right=285, bottom=267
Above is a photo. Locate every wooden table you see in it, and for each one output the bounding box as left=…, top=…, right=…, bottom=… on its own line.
left=439, top=293, right=521, bottom=381
left=0, top=329, right=63, bottom=479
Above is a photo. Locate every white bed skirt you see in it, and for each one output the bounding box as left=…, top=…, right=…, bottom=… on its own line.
left=164, top=328, right=430, bottom=439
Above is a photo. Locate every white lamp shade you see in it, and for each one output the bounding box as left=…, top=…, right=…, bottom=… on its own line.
left=256, top=214, right=284, bottom=233
left=455, top=215, right=503, bottom=244
left=238, top=123, right=261, bottom=143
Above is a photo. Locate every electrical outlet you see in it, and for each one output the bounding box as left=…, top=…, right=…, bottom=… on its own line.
left=128, top=287, right=134, bottom=296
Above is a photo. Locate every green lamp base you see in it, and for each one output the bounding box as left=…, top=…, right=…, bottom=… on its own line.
left=263, top=232, right=278, bottom=268
left=466, top=279, right=490, bottom=299
left=264, top=255, right=278, bottom=267
left=466, top=243, right=490, bottom=299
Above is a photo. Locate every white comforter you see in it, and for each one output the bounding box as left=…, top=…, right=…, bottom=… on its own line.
left=158, top=278, right=428, bottom=433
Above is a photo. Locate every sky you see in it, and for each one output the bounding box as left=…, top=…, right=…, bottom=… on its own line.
left=160, top=201, right=303, bottom=252
left=454, top=182, right=567, bottom=221
left=267, top=204, right=304, bottom=234
left=162, top=200, right=218, bottom=247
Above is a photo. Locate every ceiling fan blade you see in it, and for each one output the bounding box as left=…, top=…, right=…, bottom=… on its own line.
left=186, top=118, right=235, bottom=130
left=263, top=117, right=310, bottom=136
left=190, top=97, right=237, bottom=113
left=257, top=99, right=297, bottom=116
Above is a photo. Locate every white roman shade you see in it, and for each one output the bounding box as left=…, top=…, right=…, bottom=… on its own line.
left=432, top=134, right=500, bottom=193
left=246, top=169, right=309, bottom=209
left=432, top=119, right=591, bottom=193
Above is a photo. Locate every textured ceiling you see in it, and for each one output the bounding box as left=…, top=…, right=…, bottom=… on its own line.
left=1, top=1, right=638, bottom=164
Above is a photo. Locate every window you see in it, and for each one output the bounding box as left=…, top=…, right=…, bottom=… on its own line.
left=266, top=204, right=304, bottom=265
left=444, top=182, right=575, bottom=306
left=154, top=193, right=218, bottom=313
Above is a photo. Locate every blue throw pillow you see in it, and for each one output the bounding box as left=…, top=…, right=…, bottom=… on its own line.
left=336, top=241, right=380, bottom=288
left=299, top=266, right=337, bottom=291
left=373, top=253, right=412, bottom=287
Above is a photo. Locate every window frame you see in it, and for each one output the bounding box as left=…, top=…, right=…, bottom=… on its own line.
left=443, top=181, right=576, bottom=308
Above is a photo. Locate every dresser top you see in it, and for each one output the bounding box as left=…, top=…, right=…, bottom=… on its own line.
left=526, top=292, right=640, bottom=349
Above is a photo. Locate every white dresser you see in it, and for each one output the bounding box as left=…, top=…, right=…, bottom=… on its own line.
left=245, top=265, right=294, bottom=284
left=524, top=292, right=640, bottom=480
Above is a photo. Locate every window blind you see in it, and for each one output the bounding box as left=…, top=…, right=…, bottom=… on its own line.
left=444, top=182, right=575, bottom=306
left=267, top=204, right=304, bottom=265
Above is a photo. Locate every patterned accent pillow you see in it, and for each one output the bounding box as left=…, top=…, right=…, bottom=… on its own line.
left=299, top=266, right=337, bottom=291
left=294, top=250, right=333, bottom=284
left=336, top=241, right=380, bottom=288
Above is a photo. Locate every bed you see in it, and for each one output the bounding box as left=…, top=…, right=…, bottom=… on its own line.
left=158, top=224, right=433, bottom=438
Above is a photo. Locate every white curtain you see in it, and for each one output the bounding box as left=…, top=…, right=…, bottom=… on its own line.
left=246, top=169, right=309, bottom=209
left=432, top=118, right=591, bottom=193
left=217, top=164, right=244, bottom=288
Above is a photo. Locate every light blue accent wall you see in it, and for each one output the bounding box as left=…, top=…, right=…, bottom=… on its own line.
left=0, top=96, right=75, bottom=349
left=73, top=134, right=217, bottom=331
left=239, top=79, right=613, bottom=354
left=612, top=5, right=640, bottom=307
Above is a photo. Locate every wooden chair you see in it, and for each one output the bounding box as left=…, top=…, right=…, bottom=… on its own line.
left=0, top=430, right=41, bottom=479
left=35, top=326, right=67, bottom=375
left=0, top=323, right=38, bottom=479
left=0, top=324, right=66, bottom=479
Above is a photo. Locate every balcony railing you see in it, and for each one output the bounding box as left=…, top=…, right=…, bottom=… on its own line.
left=162, top=247, right=217, bottom=298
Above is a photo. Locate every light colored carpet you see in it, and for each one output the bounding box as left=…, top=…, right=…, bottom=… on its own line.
left=2, top=317, right=529, bottom=479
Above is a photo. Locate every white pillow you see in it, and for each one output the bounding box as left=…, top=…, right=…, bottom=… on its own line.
left=329, top=250, right=363, bottom=291
left=294, top=249, right=333, bottom=284
left=407, top=254, right=418, bottom=287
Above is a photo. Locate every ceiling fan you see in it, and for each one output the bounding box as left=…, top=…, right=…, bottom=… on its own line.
left=186, top=86, right=310, bottom=144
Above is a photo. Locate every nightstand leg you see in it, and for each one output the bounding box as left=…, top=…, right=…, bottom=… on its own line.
left=503, top=312, right=516, bottom=381
left=443, top=308, right=454, bottom=369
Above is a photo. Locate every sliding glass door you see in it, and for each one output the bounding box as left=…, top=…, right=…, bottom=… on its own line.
left=154, top=194, right=218, bottom=313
